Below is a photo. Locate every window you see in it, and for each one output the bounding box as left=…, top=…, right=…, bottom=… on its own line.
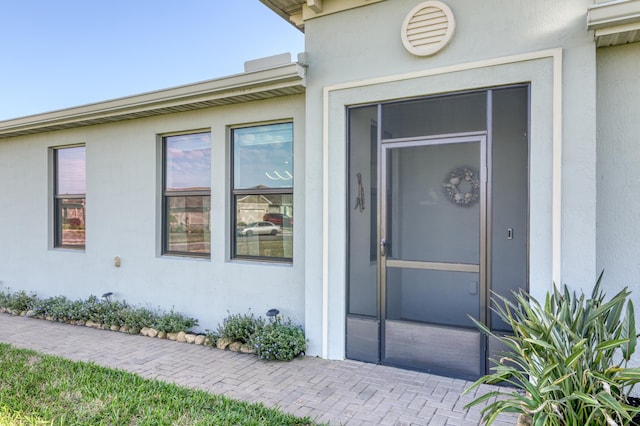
left=163, top=132, right=211, bottom=256
left=54, top=146, right=86, bottom=248
left=232, top=123, right=293, bottom=261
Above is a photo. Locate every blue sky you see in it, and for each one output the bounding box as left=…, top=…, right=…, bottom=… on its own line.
left=0, top=1, right=304, bottom=121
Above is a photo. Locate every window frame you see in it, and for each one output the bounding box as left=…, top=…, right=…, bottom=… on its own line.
left=161, top=131, right=212, bottom=258
left=231, top=121, right=294, bottom=263
left=53, top=145, right=86, bottom=250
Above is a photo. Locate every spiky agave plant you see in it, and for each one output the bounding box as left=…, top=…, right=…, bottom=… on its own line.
left=464, top=272, right=640, bottom=426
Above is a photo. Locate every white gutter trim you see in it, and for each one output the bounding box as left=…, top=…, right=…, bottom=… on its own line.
left=321, top=48, right=562, bottom=358
left=0, top=63, right=305, bottom=137
left=587, top=0, right=640, bottom=30
left=587, top=0, right=640, bottom=46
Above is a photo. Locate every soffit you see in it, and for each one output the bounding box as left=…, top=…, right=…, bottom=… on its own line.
left=259, top=0, right=386, bottom=31
left=260, top=0, right=306, bottom=30
left=588, top=0, right=640, bottom=47
left=0, top=63, right=306, bottom=139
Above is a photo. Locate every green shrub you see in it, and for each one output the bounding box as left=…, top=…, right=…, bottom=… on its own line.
left=154, top=308, right=198, bottom=333
left=68, top=298, right=89, bottom=321
left=249, top=316, right=306, bottom=361
left=3, top=290, right=37, bottom=313
left=98, top=300, right=127, bottom=328
left=212, top=311, right=265, bottom=344
left=0, top=288, right=9, bottom=307
left=464, top=273, right=640, bottom=425
left=122, top=306, right=158, bottom=335
left=0, top=289, right=202, bottom=335
left=33, top=295, right=73, bottom=320
left=83, top=295, right=110, bottom=324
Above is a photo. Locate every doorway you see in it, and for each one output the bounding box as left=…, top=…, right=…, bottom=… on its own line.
left=346, top=86, right=529, bottom=379
left=381, top=135, right=486, bottom=377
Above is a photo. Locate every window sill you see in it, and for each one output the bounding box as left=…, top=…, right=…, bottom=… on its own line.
left=229, top=257, right=293, bottom=267
left=160, top=253, right=211, bottom=262
left=51, top=246, right=85, bottom=253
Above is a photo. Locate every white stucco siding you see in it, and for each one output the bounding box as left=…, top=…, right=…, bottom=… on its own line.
left=304, top=0, right=592, bottom=83
left=596, top=42, right=640, bottom=325
left=0, top=94, right=306, bottom=332
left=560, top=42, right=598, bottom=291
left=302, top=0, right=597, bottom=358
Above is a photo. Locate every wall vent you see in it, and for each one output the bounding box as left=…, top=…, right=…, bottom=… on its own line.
left=401, top=1, right=455, bottom=57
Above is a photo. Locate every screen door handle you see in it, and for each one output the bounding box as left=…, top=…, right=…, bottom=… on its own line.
left=380, top=239, right=387, bottom=257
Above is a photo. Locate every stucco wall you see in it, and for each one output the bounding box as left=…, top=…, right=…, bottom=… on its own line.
left=302, top=0, right=597, bottom=358
left=596, top=42, right=640, bottom=330
left=0, top=94, right=306, bottom=333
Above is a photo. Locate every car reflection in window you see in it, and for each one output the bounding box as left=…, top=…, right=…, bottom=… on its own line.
left=262, top=213, right=293, bottom=227
left=237, top=221, right=281, bottom=237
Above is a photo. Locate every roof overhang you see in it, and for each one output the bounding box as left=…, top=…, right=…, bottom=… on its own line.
left=260, top=0, right=306, bottom=30
left=588, top=0, right=640, bottom=47
left=259, top=0, right=386, bottom=31
left=0, top=62, right=306, bottom=139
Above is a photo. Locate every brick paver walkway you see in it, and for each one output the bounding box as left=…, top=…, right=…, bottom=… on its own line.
left=0, top=314, right=517, bottom=425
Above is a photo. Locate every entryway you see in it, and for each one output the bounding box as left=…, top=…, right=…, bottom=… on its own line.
left=346, top=86, right=529, bottom=379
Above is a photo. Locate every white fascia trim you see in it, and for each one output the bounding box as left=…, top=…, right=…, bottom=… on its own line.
left=321, top=48, right=563, bottom=358
left=587, top=0, right=640, bottom=45
left=587, top=0, right=640, bottom=30
left=302, top=0, right=385, bottom=20
left=0, top=63, right=306, bottom=137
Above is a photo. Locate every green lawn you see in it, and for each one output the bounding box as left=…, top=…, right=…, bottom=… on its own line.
left=235, top=237, right=293, bottom=258
left=0, top=344, right=317, bottom=426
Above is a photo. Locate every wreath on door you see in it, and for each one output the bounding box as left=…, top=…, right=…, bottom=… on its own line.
left=442, top=167, right=480, bottom=207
